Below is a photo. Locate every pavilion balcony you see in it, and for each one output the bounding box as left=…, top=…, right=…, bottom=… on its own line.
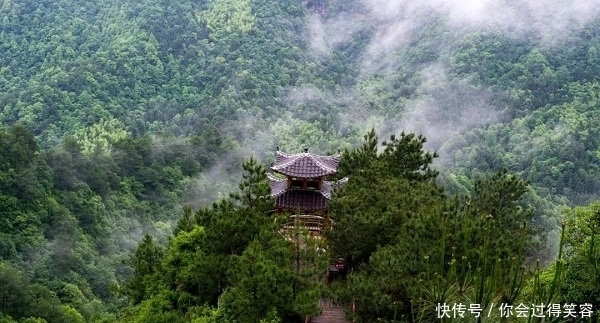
left=281, top=214, right=328, bottom=235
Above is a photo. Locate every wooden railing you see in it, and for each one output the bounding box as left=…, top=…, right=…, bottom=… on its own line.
left=282, top=215, right=326, bottom=234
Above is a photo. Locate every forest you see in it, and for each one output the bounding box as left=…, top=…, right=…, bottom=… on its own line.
left=1, top=0, right=600, bottom=321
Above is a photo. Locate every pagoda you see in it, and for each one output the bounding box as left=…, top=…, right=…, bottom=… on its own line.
left=268, top=148, right=346, bottom=234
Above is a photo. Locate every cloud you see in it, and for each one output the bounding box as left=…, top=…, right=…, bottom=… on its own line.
left=186, top=0, right=600, bottom=203
left=355, top=0, right=600, bottom=76
left=377, top=64, right=501, bottom=159
left=306, top=11, right=369, bottom=57
left=300, top=0, right=600, bottom=165
left=361, top=0, right=600, bottom=49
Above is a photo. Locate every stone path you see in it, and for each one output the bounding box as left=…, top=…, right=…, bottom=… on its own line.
left=311, top=298, right=347, bottom=323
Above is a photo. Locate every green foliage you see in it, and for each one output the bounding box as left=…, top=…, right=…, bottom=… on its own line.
left=20, top=318, right=47, bottom=323
left=0, top=261, right=90, bottom=323
left=329, top=131, right=538, bottom=322
left=129, top=291, right=184, bottom=323
left=448, top=81, right=600, bottom=207
left=0, top=122, right=209, bottom=321
left=330, top=130, right=444, bottom=268
left=72, top=118, right=130, bottom=156
left=201, top=0, right=255, bottom=40
left=3, top=0, right=600, bottom=320
left=121, top=234, right=164, bottom=305
left=59, top=305, right=85, bottom=323
left=560, top=203, right=600, bottom=314
left=0, top=314, right=17, bottom=323
left=219, top=235, right=295, bottom=322
left=219, top=228, right=327, bottom=322
left=120, top=158, right=329, bottom=322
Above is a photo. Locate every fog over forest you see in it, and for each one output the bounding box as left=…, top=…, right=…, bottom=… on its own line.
left=1, top=0, right=600, bottom=321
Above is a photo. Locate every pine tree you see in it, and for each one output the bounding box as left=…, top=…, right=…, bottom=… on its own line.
left=328, top=131, right=537, bottom=322
left=121, top=234, right=164, bottom=305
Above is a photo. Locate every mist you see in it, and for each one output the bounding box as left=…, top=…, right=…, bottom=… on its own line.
left=186, top=0, right=600, bottom=211
left=289, top=0, right=600, bottom=162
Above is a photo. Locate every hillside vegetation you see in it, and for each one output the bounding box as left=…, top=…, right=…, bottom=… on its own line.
left=1, top=0, right=600, bottom=321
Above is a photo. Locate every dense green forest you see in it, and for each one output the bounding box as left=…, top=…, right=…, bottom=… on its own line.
left=2, top=0, right=600, bottom=321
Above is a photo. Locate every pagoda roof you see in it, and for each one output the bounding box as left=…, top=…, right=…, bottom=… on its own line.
left=272, top=150, right=341, bottom=178
left=268, top=173, right=288, bottom=197
left=268, top=174, right=348, bottom=210
left=275, top=190, right=329, bottom=211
